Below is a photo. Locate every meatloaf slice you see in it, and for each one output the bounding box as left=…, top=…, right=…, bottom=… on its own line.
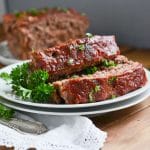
left=53, top=61, right=147, bottom=104
left=31, top=35, right=120, bottom=81
left=3, top=7, right=89, bottom=59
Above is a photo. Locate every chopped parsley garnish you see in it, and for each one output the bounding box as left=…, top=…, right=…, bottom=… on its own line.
left=94, top=85, right=101, bottom=93
left=14, top=7, right=49, bottom=18
left=56, top=7, right=68, bottom=13
left=77, top=44, right=85, bottom=51
left=86, top=33, right=93, bottom=38
left=88, top=90, right=94, bottom=103
left=84, top=66, right=98, bottom=75
left=88, top=85, right=101, bottom=103
left=14, top=11, right=22, bottom=18
left=71, top=75, right=79, bottom=78
left=0, top=63, right=55, bottom=103
left=0, top=104, right=14, bottom=120
left=27, top=8, right=40, bottom=16
left=102, top=59, right=117, bottom=68
left=108, top=76, right=117, bottom=84
left=67, top=58, right=74, bottom=65
left=111, top=94, right=117, bottom=99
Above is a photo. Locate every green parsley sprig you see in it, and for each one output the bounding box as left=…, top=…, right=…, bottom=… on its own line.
left=0, top=104, right=14, bottom=120
left=0, top=63, right=55, bottom=103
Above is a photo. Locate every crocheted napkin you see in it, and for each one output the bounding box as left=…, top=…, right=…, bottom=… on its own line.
left=0, top=113, right=107, bottom=150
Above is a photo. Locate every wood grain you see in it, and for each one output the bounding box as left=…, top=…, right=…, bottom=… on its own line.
left=124, top=50, right=150, bottom=69
left=91, top=98, right=150, bottom=150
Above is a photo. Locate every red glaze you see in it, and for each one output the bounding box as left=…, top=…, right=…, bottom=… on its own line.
left=31, top=35, right=120, bottom=81
left=53, top=61, right=147, bottom=104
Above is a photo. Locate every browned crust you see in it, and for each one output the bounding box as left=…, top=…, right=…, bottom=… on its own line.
left=53, top=60, right=147, bottom=104
left=3, top=8, right=89, bottom=59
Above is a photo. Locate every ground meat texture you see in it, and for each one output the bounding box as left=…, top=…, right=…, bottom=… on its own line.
left=53, top=61, right=147, bottom=104
left=31, top=35, right=120, bottom=81
left=3, top=8, right=89, bottom=59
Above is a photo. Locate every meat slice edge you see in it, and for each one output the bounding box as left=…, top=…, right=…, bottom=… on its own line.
left=53, top=61, right=147, bottom=104
left=31, top=35, right=120, bottom=81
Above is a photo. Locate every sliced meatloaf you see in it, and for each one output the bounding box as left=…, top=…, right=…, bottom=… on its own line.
left=53, top=60, right=147, bottom=104
left=3, top=7, right=89, bottom=59
left=31, top=35, right=120, bottom=81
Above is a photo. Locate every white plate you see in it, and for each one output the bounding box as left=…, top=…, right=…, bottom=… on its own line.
left=0, top=41, right=21, bottom=65
left=0, top=87, right=150, bottom=116
left=0, top=61, right=150, bottom=108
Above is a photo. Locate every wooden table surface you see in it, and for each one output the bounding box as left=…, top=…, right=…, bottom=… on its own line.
left=0, top=28, right=150, bottom=150
left=93, top=47, right=150, bottom=150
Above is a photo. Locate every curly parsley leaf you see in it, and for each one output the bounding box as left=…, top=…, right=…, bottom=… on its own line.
left=10, top=63, right=29, bottom=87
left=1, top=63, right=55, bottom=103
left=77, top=44, right=85, bottom=51
left=84, top=66, right=98, bottom=75
left=94, top=85, right=101, bottom=93
left=31, top=83, right=55, bottom=103
left=27, top=70, right=49, bottom=89
left=27, top=8, right=40, bottom=16
left=0, top=104, right=14, bottom=120
left=88, top=85, right=101, bottom=103
left=111, top=94, right=117, bottom=99
left=108, top=76, right=117, bottom=85
left=0, top=72, right=11, bottom=81
left=12, top=85, right=31, bottom=100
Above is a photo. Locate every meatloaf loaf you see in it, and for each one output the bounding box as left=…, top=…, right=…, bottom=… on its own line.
left=3, top=7, right=89, bottom=59
left=53, top=59, right=147, bottom=104
left=31, top=35, right=120, bottom=81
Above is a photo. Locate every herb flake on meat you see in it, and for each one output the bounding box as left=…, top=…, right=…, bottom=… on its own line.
left=55, top=7, right=68, bottom=13
left=88, top=85, right=101, bottom=103
left=86, top=33, right=93, bottom=38
left=67, top=58, right=74, bottom=65
left=84, top=66, right=98, bottom=75
left=77, top=44, right=85, bottom=51
left=108, top=76, right=117, bottom=85
left=27, top=8, right=40, bottom=16
left=111, top=94, right=117, bottom=99
left=88, top=90, right=94, bottom=103
left=102, top=59, right=117, bottom=68
left=94, top=85, right=101, bottom=92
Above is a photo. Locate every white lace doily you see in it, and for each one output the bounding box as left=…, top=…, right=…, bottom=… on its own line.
left=0, top=114, right=107, bottom=150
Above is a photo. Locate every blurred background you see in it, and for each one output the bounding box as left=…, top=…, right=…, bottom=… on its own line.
left=1, top=0, right=150, bottom=48
left=0, top=0, right=150, bottom=68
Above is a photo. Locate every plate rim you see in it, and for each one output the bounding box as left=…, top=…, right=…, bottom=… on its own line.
left=0, top=60, right=150, bottom=108
left=0, top=87, right=149, bottom=115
